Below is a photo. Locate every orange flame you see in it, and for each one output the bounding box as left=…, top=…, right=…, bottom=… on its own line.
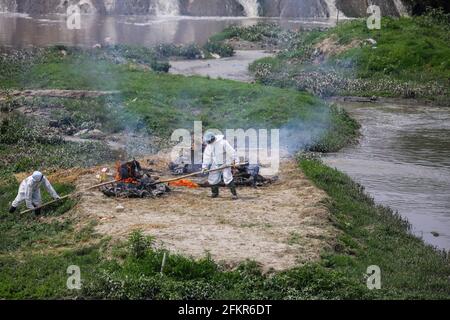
left=115, top=161, right=138, bottom=184
left=169, top=179, right=199, bottom=189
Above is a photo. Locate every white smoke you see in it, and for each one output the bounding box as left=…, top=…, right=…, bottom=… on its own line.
left=152, top=0, right=180, bottom=16
left=393, top=0, right=408, bottom=16
left=238, top=0, right=259, bottom=17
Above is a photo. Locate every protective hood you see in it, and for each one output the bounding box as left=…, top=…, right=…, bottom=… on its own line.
left=32, top=171, right=44, bottom=182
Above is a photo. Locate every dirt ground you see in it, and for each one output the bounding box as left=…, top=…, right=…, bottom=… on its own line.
left=169, top=50, right=274, bottom=82
left=71, top=154, right=337, bottom=272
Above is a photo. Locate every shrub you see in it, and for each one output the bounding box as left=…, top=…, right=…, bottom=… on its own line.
left=203, top=41, right=234, bottom=57
left=178, top=44, right=203, bottom=59
left=128, top=230, right=154, bottom=259
left=151, top=60, right=171, bottom=73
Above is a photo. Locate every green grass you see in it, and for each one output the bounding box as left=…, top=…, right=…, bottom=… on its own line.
left=1, top=33, right=447, bottom=299
left=239, top=14, right=450, bottom=102
left=0, top=44, right=360, bottom=299
left=1, top=156, right=449, bottom=299
left=298, top=157, right=450, bottom=299
left=0, top=47, right=357, bottom=150
left=79, top=157, right=450, bottom=300
left=331, top=16, right=450, bottom=82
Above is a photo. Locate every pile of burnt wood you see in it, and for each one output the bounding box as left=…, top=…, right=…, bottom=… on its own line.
left=101, top=159, right=170, bottom=198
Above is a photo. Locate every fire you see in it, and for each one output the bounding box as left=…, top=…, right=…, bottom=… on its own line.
left=169, top=179, right=199, bottom=189
left=115, top=161, right=138, bottom=184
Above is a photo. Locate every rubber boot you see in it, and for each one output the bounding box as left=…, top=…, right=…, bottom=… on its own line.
left=211, top=185, right=219, bottom=198
left=228, top=181, right=238, bottom=200
left=9, top=206, right=17, bottom=213
left=34, top=208, right=42, bottom=216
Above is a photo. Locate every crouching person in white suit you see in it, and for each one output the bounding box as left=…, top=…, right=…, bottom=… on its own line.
left=202, top=133, right=239, bottom=200
left=9, top=171, right=60, bottom=215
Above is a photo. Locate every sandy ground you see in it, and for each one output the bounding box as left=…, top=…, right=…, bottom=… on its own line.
left=72, top=154, right=336, bottom=271
left=169, top=50, right=273, bottom=82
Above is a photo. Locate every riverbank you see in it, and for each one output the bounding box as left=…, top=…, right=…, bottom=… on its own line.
left=0, top=44, right=359, bottom=298
left=214, top=12, right=449, bottom=105
left=0, top=41, right=449, bottom=299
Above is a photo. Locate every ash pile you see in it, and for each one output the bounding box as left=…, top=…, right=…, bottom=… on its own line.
left=231, top=164, right=278, bottom=187
left=169, top=155, right=277, bottom=188
left=101, top=160, right=170, bottom=198
left=198, top=163, right=278, bottom=188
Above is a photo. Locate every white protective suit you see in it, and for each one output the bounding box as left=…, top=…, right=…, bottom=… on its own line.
left=202, top=135, right=238, bottom=185
left=12, top=172, right=59, bottom=209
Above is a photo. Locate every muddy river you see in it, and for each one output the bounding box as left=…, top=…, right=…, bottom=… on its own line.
left=2, top=13, right=448, bottom=251
left=0, top=13, right=333, bottom=48
left=324, top=101, right=450, bottom=251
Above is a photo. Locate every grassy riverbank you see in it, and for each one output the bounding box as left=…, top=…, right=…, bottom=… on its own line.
left=1, top=40, right=449, bottom=299
left=0, top=46, right=358, bottom=150
left=0, top=45, right=358, bottom=298
left=217, top=11, right=450, bottom=103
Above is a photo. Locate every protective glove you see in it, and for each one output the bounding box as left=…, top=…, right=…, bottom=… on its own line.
left=201, top=168, right=208, bottom=174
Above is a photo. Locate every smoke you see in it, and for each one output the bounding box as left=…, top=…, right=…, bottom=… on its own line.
left=279, top=108, right=333, bottom=155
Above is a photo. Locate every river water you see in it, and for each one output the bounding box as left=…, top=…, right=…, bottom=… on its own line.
left=0, top=13, right=334, bottom=48
left=2, top=13, right=448, bottom=251
left=324, top=101, right=450, bottom=251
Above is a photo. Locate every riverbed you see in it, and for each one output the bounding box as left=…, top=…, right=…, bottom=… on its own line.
left=324, top=100, right=450, bottom=251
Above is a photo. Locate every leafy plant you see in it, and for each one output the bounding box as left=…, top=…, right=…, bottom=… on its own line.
left=128, top=230, right=154, bottom=259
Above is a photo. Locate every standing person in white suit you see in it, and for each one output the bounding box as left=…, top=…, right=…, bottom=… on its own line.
left=9, top=171, right=60, bottom=215
left=202, top=133, right=239, bottom=200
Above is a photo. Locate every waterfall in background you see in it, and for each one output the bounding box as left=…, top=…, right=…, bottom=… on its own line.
left=104, top=0, right=116, bottom=14
left=324, top=0, right=343, bottom=19
left=393, top=0, right=408, bottom=16
left=152, top=0, right=180, bottom=16
left=238, top=0, right=259, bottom=17
left=0, top=0, right=17, bottom=13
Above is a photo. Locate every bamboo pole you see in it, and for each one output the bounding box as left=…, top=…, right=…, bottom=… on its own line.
left=20, top=180, right=118, bottom=215
left=19, top=163, right=248, bottom=215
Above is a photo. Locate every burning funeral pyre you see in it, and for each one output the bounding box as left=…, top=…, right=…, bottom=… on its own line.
left=101, top=160, right=171, bottom=198
left=169, top=158, right=277, bottom=188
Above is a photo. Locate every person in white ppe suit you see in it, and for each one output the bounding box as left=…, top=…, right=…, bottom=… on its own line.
left=202, top=133, right=238, bottom=200
left=9, top=171, right=60, bottom=215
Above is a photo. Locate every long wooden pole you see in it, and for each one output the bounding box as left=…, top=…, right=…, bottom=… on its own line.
left=20, top=180, right=118, bottom=215
left=20, top=163, right=247, bottom=214
left=153, top=163, right=247, bottom=185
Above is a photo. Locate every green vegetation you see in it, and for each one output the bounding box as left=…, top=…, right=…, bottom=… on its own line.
left=0, top=47, right=357, bottom=150
left=299, top=156, right=450, bottom=299
left=81, top=154, right=450, bottom=300
left=1, top=15, right=448, bottom=299
left=329, top=10, right=450, bottom=83
left=226, top=13, right=450, bottom=103
left=83, top=230, right=372, bottom=300
left=0, top=115, right=117, bottom=172
left=0, top=41, right=361, bottom=299
left=1, top=142, right=449, bottom=298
